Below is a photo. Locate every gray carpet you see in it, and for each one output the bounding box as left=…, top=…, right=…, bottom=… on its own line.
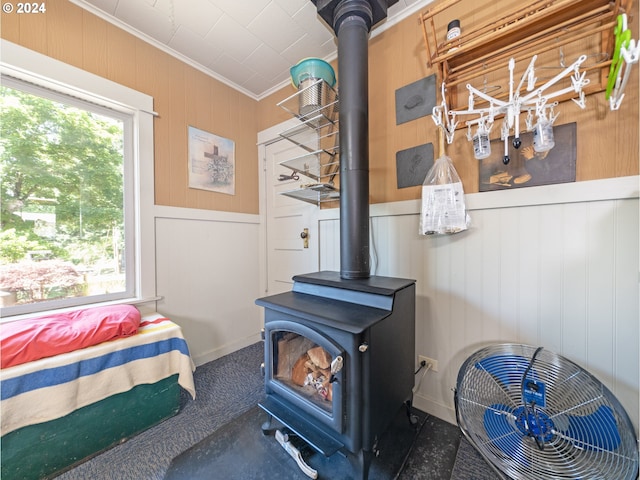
left=56, top=342, right=265, bottom=480
left=55, top=341, right=498, bottom=480
left=450, top=437, right=502, bottom=480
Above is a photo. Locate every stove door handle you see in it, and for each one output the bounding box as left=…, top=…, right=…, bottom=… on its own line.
left=330, top=355, right=343, bottom=374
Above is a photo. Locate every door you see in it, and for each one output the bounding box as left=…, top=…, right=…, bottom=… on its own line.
left=261, top=131, right=319, bottom=295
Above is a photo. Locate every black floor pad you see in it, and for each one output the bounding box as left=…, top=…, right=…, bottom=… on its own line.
left=165, top=405, right=427, bottom=480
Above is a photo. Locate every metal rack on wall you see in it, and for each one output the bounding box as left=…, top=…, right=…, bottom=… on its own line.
left=276, top=78, right=340, bottom=205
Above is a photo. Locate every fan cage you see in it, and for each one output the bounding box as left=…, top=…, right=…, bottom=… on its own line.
left=455, top=344, right=639, bottom=480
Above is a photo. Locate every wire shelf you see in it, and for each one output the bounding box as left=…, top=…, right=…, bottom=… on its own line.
left=279, top=118, right=339, bottom=154
left=276, top=77, right=340, bottom=205
left=279, top=149, right=339, bottom=182
left=280, top=183, right=340, bottom=205
left=278, top=78, right=339, bottom=125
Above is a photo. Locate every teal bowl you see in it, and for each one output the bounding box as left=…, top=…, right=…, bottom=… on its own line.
left=290, top=58, right=336, bottom=88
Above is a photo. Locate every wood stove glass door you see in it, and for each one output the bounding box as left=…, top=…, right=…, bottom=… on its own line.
left=268, top=320, right=344, bottom=432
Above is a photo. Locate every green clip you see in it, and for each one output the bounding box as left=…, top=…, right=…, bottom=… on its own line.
left=606, top=14, right=632, bottom=99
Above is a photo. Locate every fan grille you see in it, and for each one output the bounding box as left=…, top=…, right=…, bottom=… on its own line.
left=456, top=344, right=639, bottom=480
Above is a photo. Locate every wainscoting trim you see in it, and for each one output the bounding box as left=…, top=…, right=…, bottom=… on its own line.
left=318, top=176, right=639, bottom=220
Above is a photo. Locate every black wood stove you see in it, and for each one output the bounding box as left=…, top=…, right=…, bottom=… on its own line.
left=257, top=271, right=415, bottom=479
left=256, top=1, right=413, bottom=478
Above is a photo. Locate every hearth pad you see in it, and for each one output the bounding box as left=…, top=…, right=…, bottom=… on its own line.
left=165, top=405, right=427, bottom=480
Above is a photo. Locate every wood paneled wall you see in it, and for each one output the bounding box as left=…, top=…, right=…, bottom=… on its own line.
left=258, top=0, right=639, bottom=204
left=3, top=0, right=637, bottom=212
left=1, top=1, right=260, bottom=214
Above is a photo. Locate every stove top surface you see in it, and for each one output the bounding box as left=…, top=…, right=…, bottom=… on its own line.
left=293, top=271, right=415, bottom=295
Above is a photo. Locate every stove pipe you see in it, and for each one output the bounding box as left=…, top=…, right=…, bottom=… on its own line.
left=313, top=0, right=395, bottom=280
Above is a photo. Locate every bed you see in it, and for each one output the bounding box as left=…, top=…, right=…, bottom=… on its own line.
left=0, top=306, right=196, bottom=480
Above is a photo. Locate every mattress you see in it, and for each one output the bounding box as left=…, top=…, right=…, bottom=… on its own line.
left=1, top=314, right=196, bottom=435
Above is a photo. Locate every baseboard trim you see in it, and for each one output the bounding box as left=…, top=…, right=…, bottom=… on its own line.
left=193, top=334, right=263, bottom=367
left=413, top=392, right=457, bottom=427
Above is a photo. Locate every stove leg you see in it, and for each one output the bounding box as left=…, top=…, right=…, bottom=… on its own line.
left=261, top=413, right=277, bottom=436
left=349, top=449, right=374, bottom=480
left=405, top=399, right=419, bottom=426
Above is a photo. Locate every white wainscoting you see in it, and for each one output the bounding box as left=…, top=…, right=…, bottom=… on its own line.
left=319, top=177, right=640, bottom=431
left=155, top=206, right=263, bottom=366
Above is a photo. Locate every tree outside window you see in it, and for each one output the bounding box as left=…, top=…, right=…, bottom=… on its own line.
left=0, top=84, right=127, bottom=307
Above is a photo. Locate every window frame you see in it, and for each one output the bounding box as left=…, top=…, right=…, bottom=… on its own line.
left=0, top=40, right=156, bottom=319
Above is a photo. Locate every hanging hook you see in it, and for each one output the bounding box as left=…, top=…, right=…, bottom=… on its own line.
left=535, top=94, right=548, bottom=119
left=525, top=109, right=534, bottom=131
left=572, top=90, right=587, bottom=109
left=500, top=118, right=509, bottom=141
left=445, top=114, right=458, bottom=144
left=606, top=14, right=632, bottom=99
left=548, top=103, right=559, bottom=124
left=466, top=122, right=473, bottom=141
left=571, top=69, right=589, bottom=93
left=610, top=38, right=639, bottom=110
left=432, top=105, right=444, bottom=128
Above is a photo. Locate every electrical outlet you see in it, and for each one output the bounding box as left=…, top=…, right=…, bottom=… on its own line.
left=418, top=355, right=438, bottom=373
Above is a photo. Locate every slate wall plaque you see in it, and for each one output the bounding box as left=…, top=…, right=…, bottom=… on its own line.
left=396, top=143, right=434, bottom=189
left=479, top=122, right=577, bottom=191
left=395, top=75, right=436, bottom=125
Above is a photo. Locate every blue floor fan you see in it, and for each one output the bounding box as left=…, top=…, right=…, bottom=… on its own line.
left=455, top=344, right=639, bottom=479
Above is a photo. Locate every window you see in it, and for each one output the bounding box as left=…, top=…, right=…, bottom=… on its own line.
left=0, top=80, right=132, bottom=311
left=0, top=41, right=156, bottom=318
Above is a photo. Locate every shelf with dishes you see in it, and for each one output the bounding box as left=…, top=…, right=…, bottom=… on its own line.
left=277, top=59, right=340, bottom=206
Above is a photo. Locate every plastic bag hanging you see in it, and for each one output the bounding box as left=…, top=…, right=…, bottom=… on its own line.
left=419, top=130, right=470, bottom=235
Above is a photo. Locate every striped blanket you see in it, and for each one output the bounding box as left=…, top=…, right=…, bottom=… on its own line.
left=1, top=314, right=195, bottom=435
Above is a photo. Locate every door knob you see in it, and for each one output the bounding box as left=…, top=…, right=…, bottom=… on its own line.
left=301, top=228, right=309, bottom=248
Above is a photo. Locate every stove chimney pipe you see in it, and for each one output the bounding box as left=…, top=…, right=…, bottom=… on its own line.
left=312, top=0, right=396, bottom=280
left=334, top=2, right=372, bottom=280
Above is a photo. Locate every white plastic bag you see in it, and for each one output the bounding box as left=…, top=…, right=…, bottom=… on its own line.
left=419, top=155, right=470, bottom=235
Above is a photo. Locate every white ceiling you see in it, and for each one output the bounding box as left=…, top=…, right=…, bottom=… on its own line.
left=71, top=0, right=431, bottom=100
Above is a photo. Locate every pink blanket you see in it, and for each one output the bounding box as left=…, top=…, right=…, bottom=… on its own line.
left=0, top=304, right=140, bottom=368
